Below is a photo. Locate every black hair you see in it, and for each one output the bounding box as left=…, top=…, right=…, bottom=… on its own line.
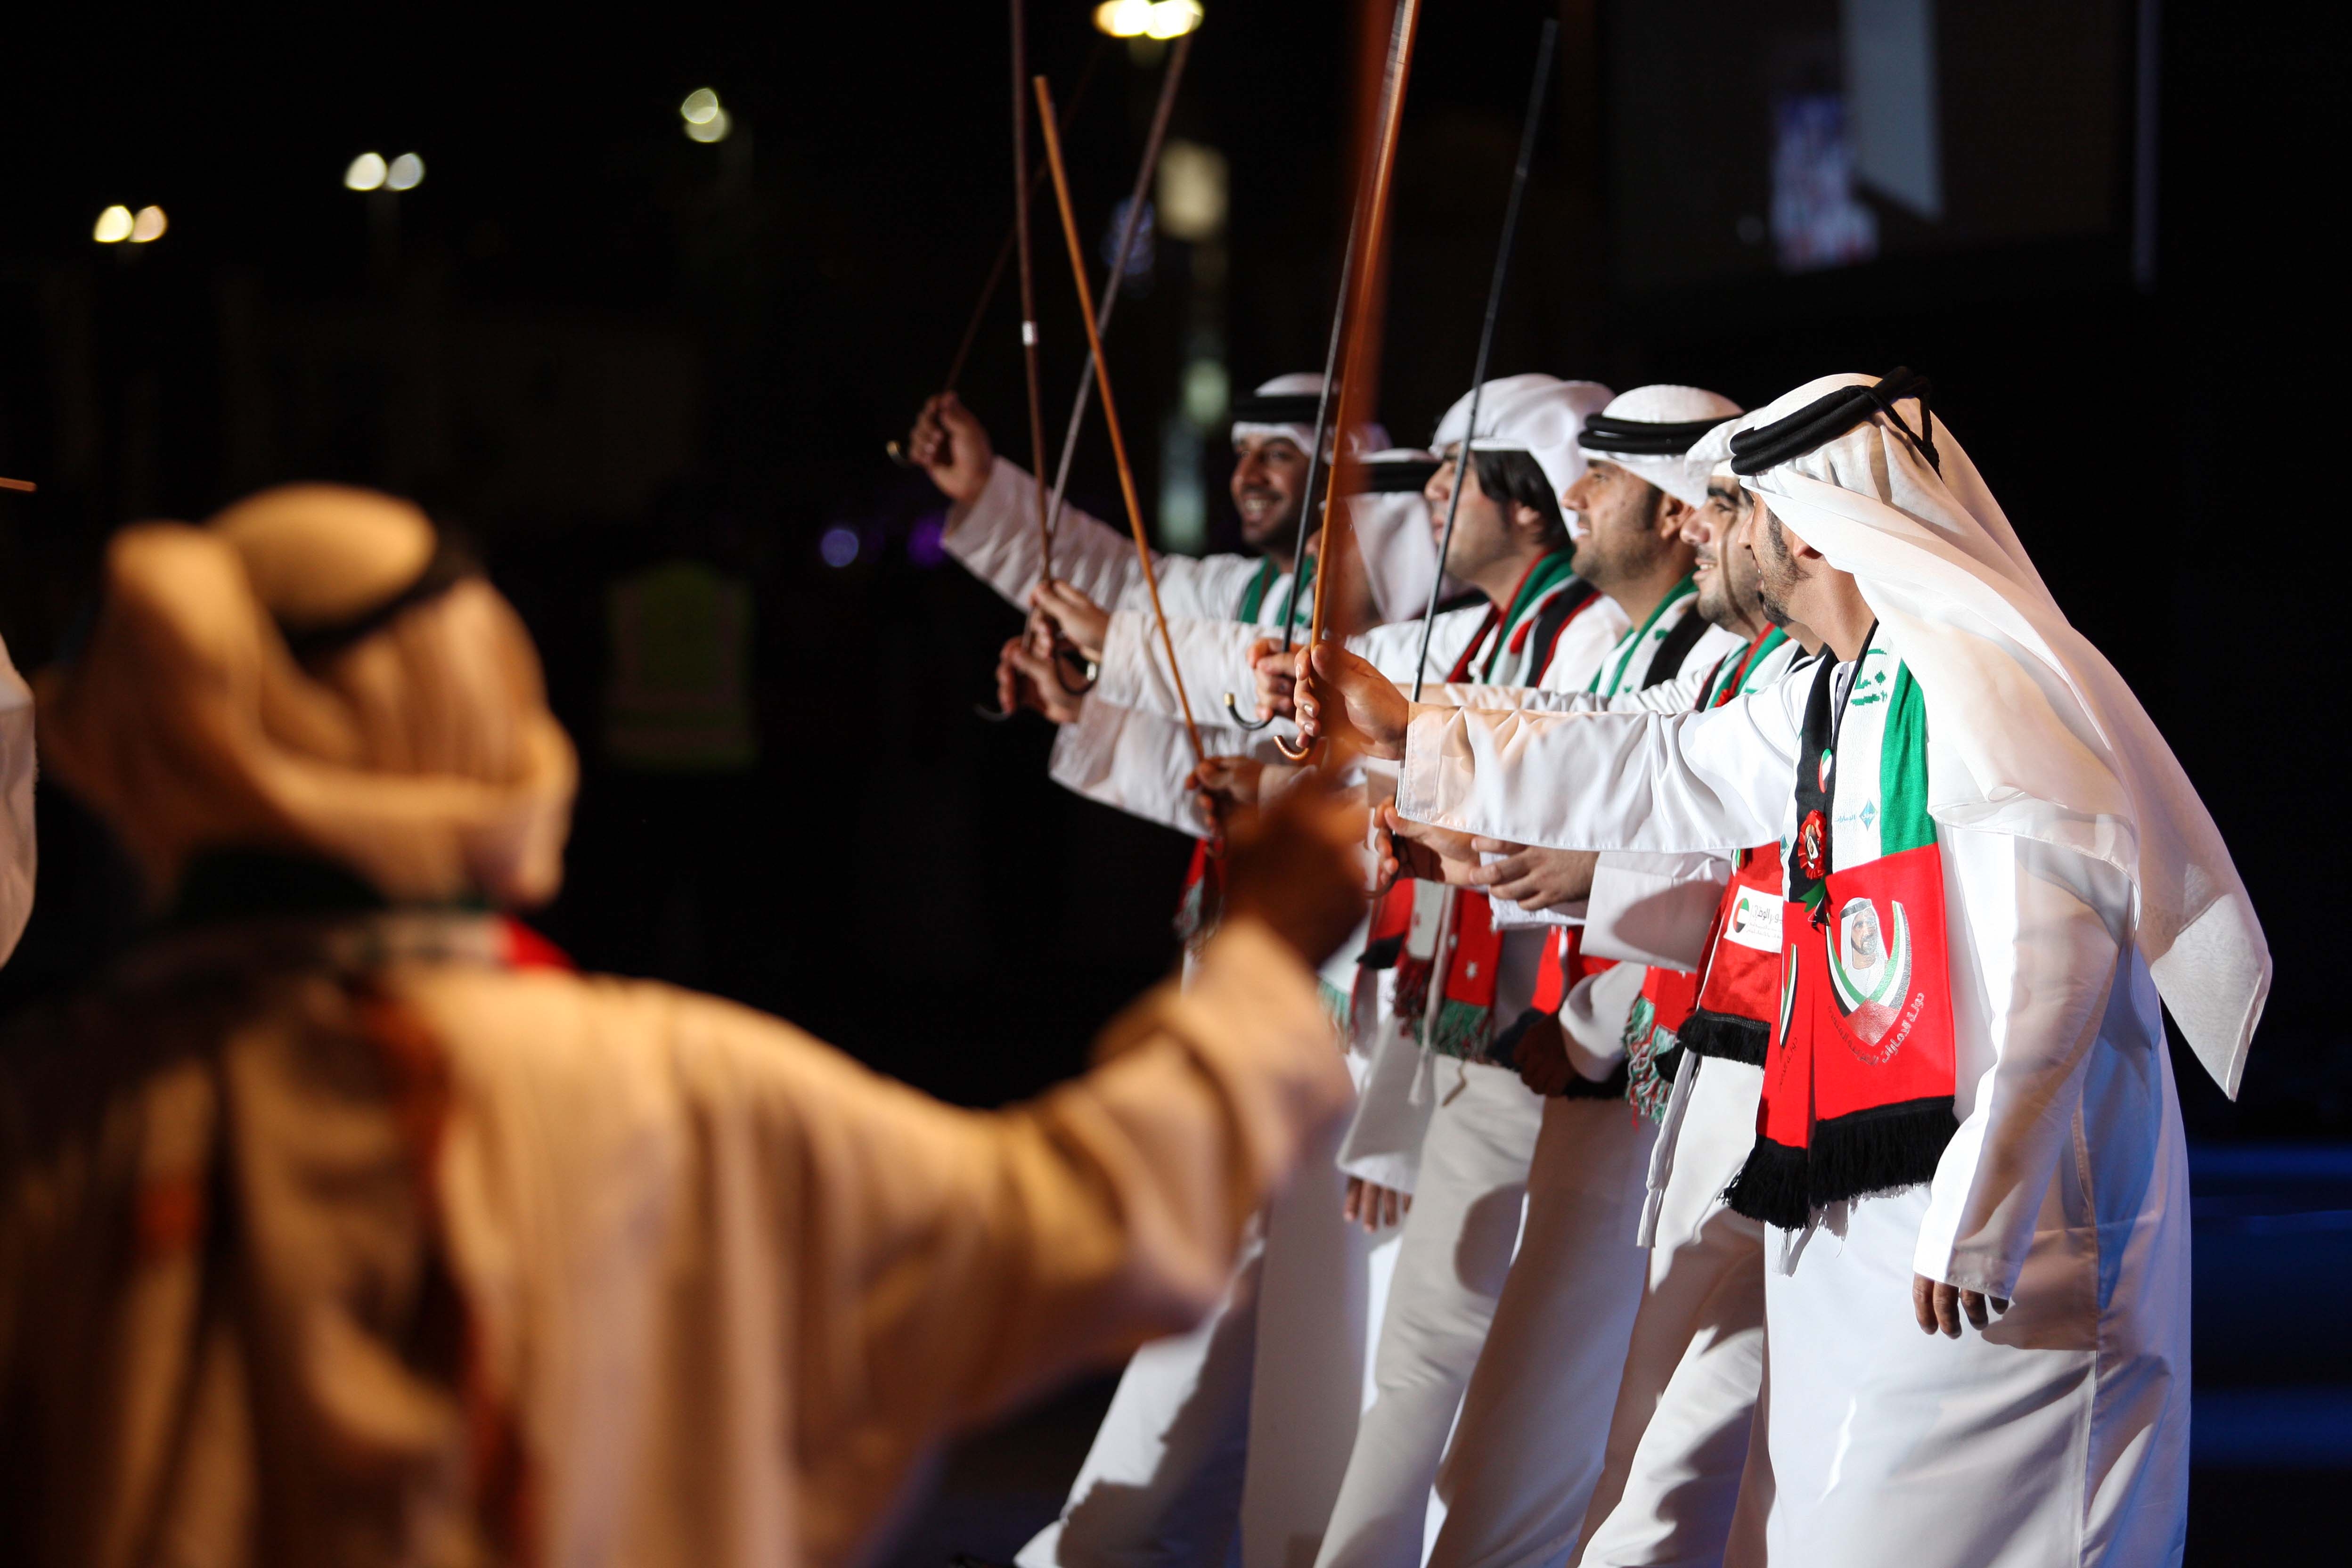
left=1470, top=449, right=1569, bottom=549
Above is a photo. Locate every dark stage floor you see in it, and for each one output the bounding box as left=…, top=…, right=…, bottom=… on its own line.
left=873, top=1143, right=2352, bottom=1568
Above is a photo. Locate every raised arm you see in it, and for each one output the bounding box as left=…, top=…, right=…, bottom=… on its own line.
left=939, top=453, right=1143, bottom=611
left=720, top=792, right=1361, bottom=1558
left=1391, top=675, right=1805, bottom=857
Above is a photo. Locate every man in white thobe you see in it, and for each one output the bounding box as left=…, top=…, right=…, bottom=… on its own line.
left=1296, top=370, right=2266, bottom=1568
left=1393, top=387, right=1803, bottom=1568
left=911, top=379, right=1411, bottom=1568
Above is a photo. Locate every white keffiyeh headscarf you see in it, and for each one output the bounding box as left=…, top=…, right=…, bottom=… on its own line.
left=1230, top=372, right=1388, bottom=459
left=1713, top=373, right=2267, bottom=1095
left=1431, top=374, right=1614, bottom=502
left=1346, top=448, right=1446, bottom=624
left=1579, top=384, right=1743, bottom=508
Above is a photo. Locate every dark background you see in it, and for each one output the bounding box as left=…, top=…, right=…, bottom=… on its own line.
left=2, top=0, right=2346, bottom=1556
left=1, top=0, right=2338, bottom=1130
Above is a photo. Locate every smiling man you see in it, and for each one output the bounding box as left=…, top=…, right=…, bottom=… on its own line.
left=913, top=371, right=1379, bottom=633
left=1298, top=370, right=2267, bottom=1568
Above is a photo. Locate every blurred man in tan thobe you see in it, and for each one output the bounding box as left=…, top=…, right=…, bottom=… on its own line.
left=0, top=485, right=1361, bottom=1568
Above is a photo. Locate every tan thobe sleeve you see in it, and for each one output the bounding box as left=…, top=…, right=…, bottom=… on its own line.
left=782, top=915, right=1349, bottom=1555
left=415, top=914, right=1350, bottom=1568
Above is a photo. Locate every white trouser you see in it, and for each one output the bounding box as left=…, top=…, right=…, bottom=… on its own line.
left=1021, top=1096, right=1399, bottom=1568
left=1572, top=1055, right=1768, bottom=1568
left=1017, top=1222, right=1266, bottom=1568
left=1315, top=1059, right=1545, bottom=1568
left=1244, top=1116, right=1396, bottom=1568
left=1424, top=1096, right=1655, bottom=1568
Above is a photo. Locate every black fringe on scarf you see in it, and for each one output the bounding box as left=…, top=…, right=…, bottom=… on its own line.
left=1679, top=1008, right=1768, bottom=1066
left=1806, top=1096, right=1958, bottom=1209
left=1723, top=1136, right=1812, bottom=1229
left=1722, top=1096, right=1960, bottom=1230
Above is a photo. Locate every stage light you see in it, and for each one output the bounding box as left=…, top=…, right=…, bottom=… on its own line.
left=345, top=152, right=388, bottom=192
left=685, top=107, right=731, bottom=143
left=92, top=205, right=134, bottom=243
left=386, top=153, right=425, bottom=191
left=130, top=205, right=167, bottom=243
left=1094, top=0, right=1149, bottom=34
left=1144, top=1, right=1203, bottom=39
left=680, top=88, right=721, bottom=125
left=819, top=525, right=860, bottom=568
left=1094, top=0, right=1201, bottom=39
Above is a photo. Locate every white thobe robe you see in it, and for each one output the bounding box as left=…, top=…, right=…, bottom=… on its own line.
left=1395, top=640, right=2193, bottom=1567
left=1567, top=634, right=1806, bottom=1568
left=1319, top=583, right=1674, bottom=1568
left=1414, top=606, right=1746, bottom=1568
left=946, top=460, right=1393, bottom=1568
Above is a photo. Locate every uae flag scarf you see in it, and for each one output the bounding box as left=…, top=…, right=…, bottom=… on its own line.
left=1621, top=627, right=1795, bottom=1113
left=1379, top=552, right=1605, bottom=1062
left=1725, top=632, right=1960, bottom=1229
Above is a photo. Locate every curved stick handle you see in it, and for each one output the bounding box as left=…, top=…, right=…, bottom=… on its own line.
left=1222, top=691, right=1276, bottom=733
left=1054, top=646, right=1100, bottom=696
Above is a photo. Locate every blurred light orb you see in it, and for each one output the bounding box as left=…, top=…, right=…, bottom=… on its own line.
left=92, top=205, right=134, bottom=243
left=130, top=205, right=168, bottom=243
left=685, top=107, right=731, bottom=144
left=907, top=515, right=947, bottom=568
left=1094, top=0, right=1201, bottom=39
left=819, top=525, right=860, bottom=568
left=1156, top=139, right=1227, bottom=240
left=345, top=152, right=388, bottom=192
left=386, top=153, right=426, bottom=191
left=1144, top=1, right=1204, bottom=39
left=1182, top=359, right=1229, bottom=427
left=680, top=88, right=721, bottom=125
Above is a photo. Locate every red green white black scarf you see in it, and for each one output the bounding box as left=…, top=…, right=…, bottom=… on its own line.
left=1380, top=552, right=1602, bottom=1061
left=1618, top=626, right=1796, bottom=1117
left=1724, top=632, right=1961, bottom=1229
left=1585, top=573, right=1699, bottom=696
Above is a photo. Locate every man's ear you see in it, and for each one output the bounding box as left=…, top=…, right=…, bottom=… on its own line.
left=1657, top=492, right=1698, bottom=541
left=1511, top=501, right=1551, bottom=542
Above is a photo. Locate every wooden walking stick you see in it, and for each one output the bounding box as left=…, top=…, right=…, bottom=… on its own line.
left=1277, top=0, right=1423, bottom=764
left=1009, top=0, right=1053, bottom=571
left=978, top=33, right=1192, bottom=719
left=1033, top=74, right=1205, bottom=767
